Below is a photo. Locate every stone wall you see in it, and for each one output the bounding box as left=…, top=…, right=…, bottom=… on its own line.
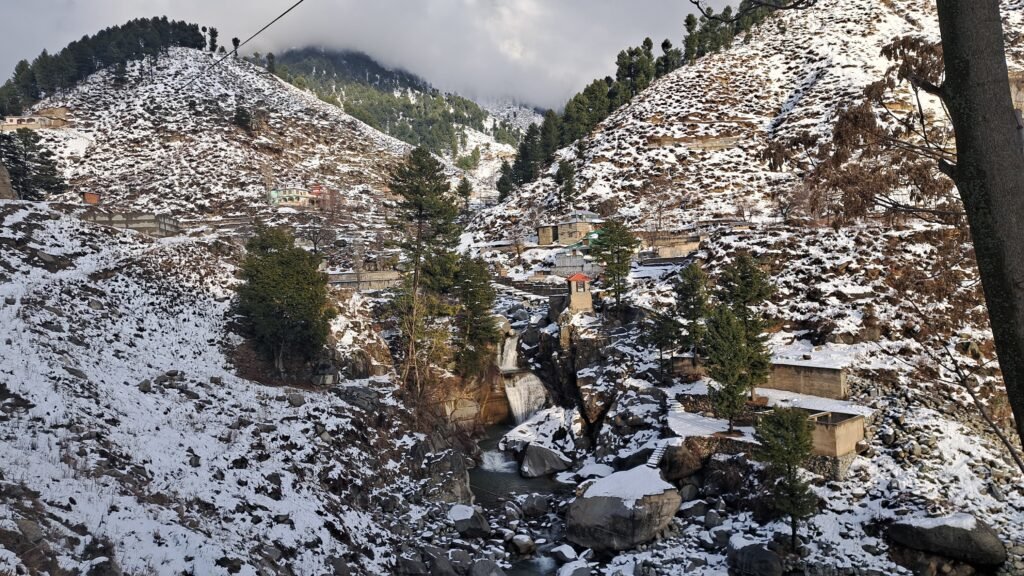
left=767, top=362, right=848, bottom=399
left=328, top=271, right=402, bottom=291
left=0, top=162, right=13, bottom=200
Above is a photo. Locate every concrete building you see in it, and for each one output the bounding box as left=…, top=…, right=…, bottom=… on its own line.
left=80, top=210, right=182, bottom=238
left=803, top=409, right=865, bottom=457
left=328, top=270, right=403, bottom=291
left=766, top=361, right=849, bottom=400
left=566, top=272, right=593, bottom=314
left=0, top=115, right=69, bottom=132
left=536, top=210, right=604, bottom=247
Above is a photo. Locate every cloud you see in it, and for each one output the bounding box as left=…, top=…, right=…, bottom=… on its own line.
left=0, top=0, right=727, bottom=109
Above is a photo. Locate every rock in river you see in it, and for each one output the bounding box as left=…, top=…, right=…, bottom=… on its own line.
left=520, top=443, right=571, bottom=478
left=566, top=465, right=681, bottom=551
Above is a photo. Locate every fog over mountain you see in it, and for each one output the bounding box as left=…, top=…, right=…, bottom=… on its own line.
left=0, top=0, right=727, bottom=109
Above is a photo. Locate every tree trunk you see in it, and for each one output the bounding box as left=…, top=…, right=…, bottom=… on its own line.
left=936, top=0, right=1024, bottom=451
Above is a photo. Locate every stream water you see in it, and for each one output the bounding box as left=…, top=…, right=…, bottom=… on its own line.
left=469, top=425, right=568, bottom=576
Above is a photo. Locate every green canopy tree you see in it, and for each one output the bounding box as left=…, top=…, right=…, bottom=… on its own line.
left=704, top=305, right=751, bottom=431
left=390, top=147, right=462, bottom=393
left=675, top=262, right=710, bottom=364
left=454, top=255, right=501, bottom=379
left=456, top=176, right=473, bottom=209
left=589, top=219, right=639, bottom=310
left=554, top=160, right=576, bottom=209
left=755, top=407, right=818, bottom=550
left=644, top=312, right=681, bottom=382
left=0, top=129, right=67, bottom=200
left=236, top=227, right=335, bottom=374
left=717, top=253, right=775, bottom=332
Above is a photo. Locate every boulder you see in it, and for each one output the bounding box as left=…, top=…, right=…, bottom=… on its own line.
left=550, top=544, right=578, bottom=563
left=888, top=513, right=1007, bottom=567
left=448, top=504, right=491, bottom=538
left=520, top=494, right=548, bottom=517
left=520, top=444, right=571, bottom=478
left=566, top=466, right=681, bottom=552
left=468, top=560, right=506, bottom=576
left=557, top=560, right=592, bottom=576
left=728, top=543, right=782, bottom=576
left=511, top=534, right=535, bottom=554
left=286, top=393, right=305, bottom=407
left=660, top=442, right=703, bottom=481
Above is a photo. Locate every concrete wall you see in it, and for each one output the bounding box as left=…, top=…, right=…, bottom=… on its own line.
left=809, top=414, right=864, bottom=457
left=81, top=211, right=182, bottom=238
left=328, top=270, right=402, bottom=291
left=1010, top=71, right=1024, bottom=112
left=537, top=226, right=556, bottom=246
left=767, top=362, right=848, bottom=400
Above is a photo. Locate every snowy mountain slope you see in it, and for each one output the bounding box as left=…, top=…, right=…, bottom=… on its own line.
left=0, top=201, right=468, bottom=575
left=33, top=47, right=410, bottom=218
left=468, top=0, right=1024, bottom=237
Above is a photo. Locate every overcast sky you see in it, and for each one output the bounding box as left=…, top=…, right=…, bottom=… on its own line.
left=0, top=0, right=727, bottom=109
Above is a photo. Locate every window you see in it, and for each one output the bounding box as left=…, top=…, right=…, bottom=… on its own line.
left=576, top=281, right=585, bottom=292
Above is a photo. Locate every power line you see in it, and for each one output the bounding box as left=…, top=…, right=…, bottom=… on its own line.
left=181, top=0, right=308, bottom=89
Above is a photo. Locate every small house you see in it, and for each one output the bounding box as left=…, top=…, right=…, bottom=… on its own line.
left=802, top=409, right=865, bottom=458
left=557, top=210, right=603, bottom=246
left=566, top=272, right=593, bottom=313
left=536, top=224, right=558, bottom=246
left=767, top=361, right=849, bottom=400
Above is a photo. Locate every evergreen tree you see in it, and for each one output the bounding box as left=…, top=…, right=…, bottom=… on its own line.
left=755, top=408, right=818, bottom=551
left=208, top=27, right=219, bottom=53
left=717, top=253, right=775, bottom=333
left=454, top=255, right=500, bottom=379
left=704, top=305, right=750, bottom=431
left=675, top=262, right=709, bottom=362
left=589, top=220, right=639, bottom=309
left=0, top=129, right=67, bottom=200
left=233, top=106, right=252, bottom=132
left=645, top=312, right=681, bottom=381
left=390, top=147, right=462, bottom=392
left=236, top=226, right=335, bottom=374
left=231, top=37, right=240, bottom=56
left=456, top=176, right=473, bottom=208
left=266, top=52, right=276, bottom=74
left=496, top=160, right=514, bottom=202
left=554, top=160, right=576, bottom=209
left=539, top=109, right=562, bottom=162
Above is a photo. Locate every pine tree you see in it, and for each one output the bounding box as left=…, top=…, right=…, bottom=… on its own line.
left=755, top=408, right=818, bottom=551
left=645, top=312, right=681, bottom=382
left=456, top=176, right=473, bottom=208
left=236, top=227, right=335, bottom=374
left=717, top=253, right=775, bottom=333
left=589, top=220, right=639, bottom=310
left=705, top=305, right=751, bottom=431
left=539, top=110, right=562, bottom=162
left=454, top=255, right=500, bottom=379
left=675, top=262, right=709, bottom=363
left=554, top=160, right=576, bottom=209
left=266, top=52, right=276, bottom=74
left=390, top=147, right=462, bottom=393
left=208, top=27, right=219, bottom=53
left=0, top=129, right=67, bottom=200
left=231, top=37, right=240, bottom=56
left=496, top=160, right=514, bottom=202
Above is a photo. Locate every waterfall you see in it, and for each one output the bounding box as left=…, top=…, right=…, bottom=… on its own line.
left=499, top=334, right=520, bottom=373
left=504, top=371, right=548, bottom=424
left=480, top=449, right=518, bottom=472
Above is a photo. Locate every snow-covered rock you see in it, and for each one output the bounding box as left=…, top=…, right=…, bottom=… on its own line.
left=565, top=466, right=681, bottom=551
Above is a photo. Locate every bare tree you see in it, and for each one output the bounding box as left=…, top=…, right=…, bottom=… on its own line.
left=689, top=0, right=1024, bottom=452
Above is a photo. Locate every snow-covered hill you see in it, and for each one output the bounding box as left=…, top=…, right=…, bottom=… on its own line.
left=0, top=202, right=470, bottom=575
left=469, top=0, right=1024, bottom=236
left=34, top=47, right=409, bottom=219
